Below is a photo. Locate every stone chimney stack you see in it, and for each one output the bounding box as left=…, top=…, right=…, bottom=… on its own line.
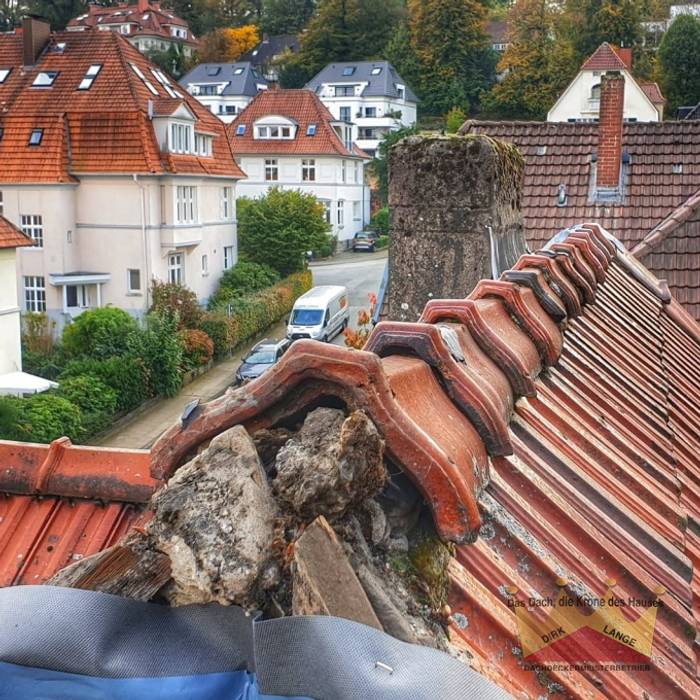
left=22, top=16, right=51, bottom=68
left=597, top=71, right=625, bottom=190
left=386, top=135, right=526, bottom=322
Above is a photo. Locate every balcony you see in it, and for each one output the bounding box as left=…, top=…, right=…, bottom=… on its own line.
left=160, top=225, right=203, bottom=249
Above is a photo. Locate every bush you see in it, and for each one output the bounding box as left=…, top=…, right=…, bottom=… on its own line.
left=181, top=329, right=214, bottom=370
left=22, top=350, right=66, bottom=381
left=445, top=106, right=467, bottom=134
left=219, top=261, right=280, bottom=296
left=150, top=280, right=203, bottom=330
left=62, top=307, right=138, bottom=359
left=56, top=375, right=118, bottom=438
left=198, top=312, right=234, bottom=359
left=22, top=312, right=55, bottom=354
left=371, top=208, right=390, bottom=236
left=314, top=236, right=337, bottom=259
left=375, top=235, right=389, bottom=249
left=12, top=393, right=83, bottom=444
left=0, top=397, right=23, bottom=441
left=60, top=356, right=149, bottom=413
left=132, top=312, right=184, bottom=398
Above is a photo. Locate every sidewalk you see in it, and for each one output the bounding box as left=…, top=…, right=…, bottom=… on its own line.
left=310, top=247, right=388, bottom=267
left=93, top=319, right=287, bottom=450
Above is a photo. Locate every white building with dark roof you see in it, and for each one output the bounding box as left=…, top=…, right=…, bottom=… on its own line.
left=305, top=61, right=418, bottom=157
left=180, top=62, right=268, bottom=123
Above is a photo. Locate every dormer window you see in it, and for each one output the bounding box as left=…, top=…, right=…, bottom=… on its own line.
left=169, top=122, right=194, bottom=153
left=194, top=132, right=213, bottom=157
left=255, top=118, right=296, bottom=140
left=396, top=85, right=405, bottom=99
left=33, top=71, right=58, bottom=87
left=334, top=85, right=355, bottom=97
left=78, top=64, right=102, bottom=90
left=29, top=129, right=43, bottom=146
left=0, top=68, right=10, bottom=84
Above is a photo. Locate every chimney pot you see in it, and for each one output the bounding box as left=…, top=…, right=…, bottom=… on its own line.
left=138, top=0, right=150, bottom=13
left=597, top=71, right=625, bottom=190
left=22, top=17, right=51, bottom=67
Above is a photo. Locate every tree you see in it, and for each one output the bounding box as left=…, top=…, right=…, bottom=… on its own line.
left=27, top=0, right=86, bottom=29
left=261, top=0, right=316, bottom=34
left=287, top=0, right=404, bottom=79
left=0, top=1, right=21, bottom=31
left=445, top=106, right=467, bottom=133
left=147, top=43, right=190, bottom=80
left=164, top=0, right=227, bottom=37
left=483, top=0, right=569, bottom=120
left=238, top=188, right=332, bottom=276
left=198, top=24, right=260, bottom=62
left=658, top=14, right=700, bottom=114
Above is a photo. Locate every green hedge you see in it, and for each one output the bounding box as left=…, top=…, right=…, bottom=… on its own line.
left=375, top=235, right=389, bottom=249
left=1, top=393, right=84, bottom=444
left=56, top=375, right=118, bottom=438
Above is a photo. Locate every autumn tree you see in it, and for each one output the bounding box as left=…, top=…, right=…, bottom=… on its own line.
left=483, top=0, right=572, bottom=119
left=261, top=0, right=316, bottom=34
left=657, top=14, right=700, bottom=114
left=198, top=24, right=259, bottom=62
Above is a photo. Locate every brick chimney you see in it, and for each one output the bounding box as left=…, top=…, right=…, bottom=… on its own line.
left=616, top=47, right=632, bottom=70
left=22, top=16, right=51, bottom=67
left=138, top=0, right=150, bottom=13
left=597, top=71, right=625, bottom=190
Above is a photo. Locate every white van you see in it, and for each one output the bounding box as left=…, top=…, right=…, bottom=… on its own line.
left=287, top=286, right=350, bottom=342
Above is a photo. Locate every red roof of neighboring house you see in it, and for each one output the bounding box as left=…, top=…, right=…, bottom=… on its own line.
left=581, top=42, right=632, bottom=71
left=2, top=225, right=700, bottom=697
left=0, top=215, right=33, bottom=249
left=227, top=89, right=369, bottom=159
left=0, top=30, right=244, bottom=181
left=67, top=1, right=198, bottom=46
left=486, top=20, right=508, bottom=45
left=462, top=119, right=700, bottom=317
left=0, top=438, right=156, bottom=585
left=641, top=81, right=667, bottom=105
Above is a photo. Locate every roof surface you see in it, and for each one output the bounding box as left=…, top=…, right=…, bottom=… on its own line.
left=179, top=61, right=268, bottom=97
left=227, top=89, right=368, bottom=158
left=0, top=216, right=33, bottom=249
left=239, top=34, right=300, bottom=66
left=581, top=42, right=631, bottom=71
left=67, top=1, right=197, bottom=45
left=2, top=225, right=699, bottom=698
left=0, top=438, right=155, bottom=585
left=305, top=61, right=419, bottom=103
left=486, top=19, right=509, bottom=44
left=641, top=81, right=666, bottom=105
left=0, top=30, right=244, bottom=181
left=462, top=119, right=700, bottom=317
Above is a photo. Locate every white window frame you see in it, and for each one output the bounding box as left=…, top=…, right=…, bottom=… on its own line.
left=265, top=159, right=278, bottom=182
left=354, top=161, right=360, bottom=184
left=21, top=214, right=43, bottom=247
left=353, top=201, right=361, bottom=221
left=0, top=190, right=3, bottom=216
left=341, top=160, right=347, bottom=183
left=320, top=200, right=331, bottom=224
left=168, top=253, right=184, bottom=284
left=336, top=200, right=344, bottom=227
left=24, top=276, right=46, bottom=312
left=194, top=132, right=213, bottom=157
left=127, top=268, right=141, bottom=293
left=175, top=186, right=197, bottom=224
left=223, top=245, right=235, bottom=270
left=301, top=159, right=316, bottom=182
left=66, top=284, right=89, bottom=309
left=169, top=121, right=194, bottom=154
left=221, top=186, right=233, bottom=220
left=201, top=254, right=209, bottom=276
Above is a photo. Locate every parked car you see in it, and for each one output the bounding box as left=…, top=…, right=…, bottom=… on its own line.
left=234, top=338, right=290, bottom=385
left=352, top=231, right=378, bottom=252
left=287, top=285, right=349, bottom=342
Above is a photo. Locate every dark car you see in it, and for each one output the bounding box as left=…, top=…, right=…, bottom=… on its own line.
left=234, top=338, right=290, bottom=385
left=352, top=231, right=378, bottom=252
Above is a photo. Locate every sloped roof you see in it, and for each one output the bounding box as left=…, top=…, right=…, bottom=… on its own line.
left=0, top=30, right=244, bottom=181
left=641, top=81, right=666, bottom=105
left=239, top=34, right=300, bottom=66
left=581, top=42, right=631, bottom=71
left=0, top=216, right=33, bottom=249
left=0, top=438, right=155, bottom=585
left=486, top=20, right=508, bottom=44
left=227, top=89, right=369, bottom=158
left=2, top=225, right=700, bottom=697
left=179, top=61, right=268, bottom=97
left=306, top=61, right=419, bottom=103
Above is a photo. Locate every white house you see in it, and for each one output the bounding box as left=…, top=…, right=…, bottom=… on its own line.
left=180, top=62, right=269, bottom=123
left=0, top=19, right=244, bottom=333
left=547, top=43, right=666, bottom=123
left=305, top=61, right=418, bottom=157
left=228, top=90, right=370, bottom=245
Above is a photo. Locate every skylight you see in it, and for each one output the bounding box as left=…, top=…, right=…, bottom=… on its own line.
left=130, top=63, right=159, bottom=96
left=29, top=129, right=43, bottom=146
left=234, top=67, right=244, bottom=75
left=307, top=124, right=317, bottom=136
left=78, top=64, right=102, bottom=90
left=342, top=67, right=356, bottom=76
left=32, top=71, right=58, bottom=87
left=371, top=67, right=382, bottom=75
left=206, top=66, right=221, bottom=76
left=0, top=68, right=10, bottom=84
left=151, top=69, right=178, bottom=98
left=236, top=124, right=246, bottom=136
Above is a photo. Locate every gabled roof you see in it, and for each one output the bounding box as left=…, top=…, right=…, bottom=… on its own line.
left=0, top=30, right=244, bottom=180
left=0, top=215, right=34, bottom=249
left=581, top=42, right=631, bottom=71
left=179, top=61, right=268, bottom=97
left=461, top=119, right=700, bottom=316
left=1, top=225, right=700, bottom=698
left=486, top=19, right=508, bottom=44
left=305, top=61, right=419, bottom=103
left=239, top=34, right=300, bottom=66
left=227, top=89, right=369, bottom=158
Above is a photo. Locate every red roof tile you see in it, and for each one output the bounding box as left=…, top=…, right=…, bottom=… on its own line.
left=1, top=224, right=699, bottom=697
left=641, top=81, right=666, bottom=105
left=227, top=89, right=368, bottom=158
left=581, top=42, right=631, bottom=71
left=0, top=30, right=243, bottom=180
left=462, top=119, right=700, bottom=318
left=0, top=215, right=33, bottom=248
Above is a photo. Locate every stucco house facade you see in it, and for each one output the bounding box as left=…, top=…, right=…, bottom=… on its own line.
left=306, top=61, right=418, bottom=157
left=547, top=43, right=666, bottom=123
left=0, top=19, right=244, bottom=332
left=228, top=90, right=370, bottom=245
